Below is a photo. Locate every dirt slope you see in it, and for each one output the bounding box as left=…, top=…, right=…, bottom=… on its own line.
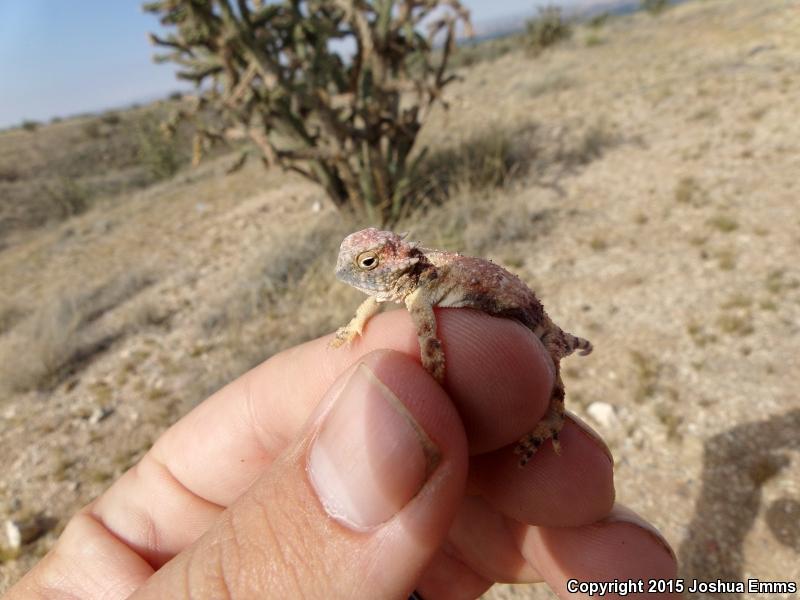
left=1, top=0, right=799, bottom=596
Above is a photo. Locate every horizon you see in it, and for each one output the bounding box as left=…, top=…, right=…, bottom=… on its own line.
left=0, top=0, right=624, bottom=129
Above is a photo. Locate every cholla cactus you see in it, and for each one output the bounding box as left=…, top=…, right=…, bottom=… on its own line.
left=144, top=0, right=472, bottom=223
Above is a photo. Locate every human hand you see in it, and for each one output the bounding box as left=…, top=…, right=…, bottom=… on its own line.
left=7, top=309, right=678, bottom=599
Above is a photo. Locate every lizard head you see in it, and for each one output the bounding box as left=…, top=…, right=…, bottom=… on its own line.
left=335, top=228, right=421, bottom=301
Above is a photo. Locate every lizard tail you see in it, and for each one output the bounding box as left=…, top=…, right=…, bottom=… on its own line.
left=565, top=333, right=593, bottom=356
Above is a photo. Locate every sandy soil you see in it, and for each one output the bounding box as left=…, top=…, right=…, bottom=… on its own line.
left=1, top=0, right=799, bottom=597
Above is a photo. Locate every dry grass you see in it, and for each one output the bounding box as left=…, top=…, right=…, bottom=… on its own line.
left=674, top=176, right=707, bottom=206
left=0, top=304, right=25, bottom=336
left=0, top=270, right=158, bottom=393
left=721, top=293, right=752, bottom=310
left=765, top=268, right=799, bottom=295
left=707, top=214, right=739, bottom=233
left=630, top=350, right=660, bottom=404
left=716, top=313, right=755, bottom=337
left=202, top=219, right=343, bottom=336
left=191, top=215, right=352, bottom=394
left=714, top=247, right=737, bottom=271
left=554, top=120, right=620, bottom=167
left=526, top=72, right=576, bottom=97
left=585, top=33, right=605, bottom=47
left=418, top=126, right=536, bottom=199
left=589, top=236, right=609, bottom=251
left=687, top=321, right=717, bottom=347
left=405, top=118, right=618, bottom=220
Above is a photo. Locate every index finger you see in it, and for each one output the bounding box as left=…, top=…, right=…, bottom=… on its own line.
left=155, top=307, right=555, bottom=507
left=89, top=307, right=607, bottom=569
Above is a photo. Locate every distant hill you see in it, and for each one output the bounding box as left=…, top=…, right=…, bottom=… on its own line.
left=468, top=0, right=688, bottom=42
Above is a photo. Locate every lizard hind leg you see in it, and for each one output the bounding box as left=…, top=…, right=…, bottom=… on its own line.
left=514, top=374, right=566, bottom=467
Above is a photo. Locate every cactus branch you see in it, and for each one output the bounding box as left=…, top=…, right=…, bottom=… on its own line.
left=145, top=0, right=471, bottom=223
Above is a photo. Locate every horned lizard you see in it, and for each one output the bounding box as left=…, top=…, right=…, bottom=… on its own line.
left=331, top=228, right=592, bottom=465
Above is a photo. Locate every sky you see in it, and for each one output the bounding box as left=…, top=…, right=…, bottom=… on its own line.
left=0, top=0, right=590, bottom=128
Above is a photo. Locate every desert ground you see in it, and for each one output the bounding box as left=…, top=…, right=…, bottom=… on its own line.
left=1, top=0, right=799, bottom=597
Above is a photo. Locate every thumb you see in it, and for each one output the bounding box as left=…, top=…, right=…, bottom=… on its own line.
left=132, top=350, right=468, bottom=599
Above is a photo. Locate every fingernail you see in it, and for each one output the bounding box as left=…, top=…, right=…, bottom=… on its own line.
left=566, top=411, right=615, bottom=466
left=308, top=363, right=440, bottom=530
left=602, top=504, right=676, bottom=561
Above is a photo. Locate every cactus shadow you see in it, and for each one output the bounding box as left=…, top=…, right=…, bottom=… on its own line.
left=678, top=409, right=800, bottom=598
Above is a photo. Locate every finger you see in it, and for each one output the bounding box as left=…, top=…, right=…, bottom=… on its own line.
left=3, top=510, right=153, bottom=600
left=408, top=492, right=543, bottom=600
left=413, top=544, right=493, bottom=600
left=470, top=414, right=616, bottom=526
left=131, top=351, right=468, bottom=599
left=519, top=504, right=680, bottom=599
left=10, top=351, right=468, bottom=599
left=422, top=309, right=555, bottom=453
left=158, top=309, right=552, bottom=504
left=444, top=495, right=542, bottom=585
left=90, top=309, right=551, bottom=551
left=426, top=501, right=679, bottom=598
left=91, top=309, right=553, bottom=568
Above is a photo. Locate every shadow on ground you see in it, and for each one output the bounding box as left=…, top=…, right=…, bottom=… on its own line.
left=679, top=409, right=800, bottom=598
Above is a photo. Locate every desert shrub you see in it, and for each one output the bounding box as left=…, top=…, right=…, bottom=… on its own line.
left=421, top=128, right=530, bottom=198
left=44, top=177, right=91, bottom=218
left=82, top=120, right=104, bottom=139
left=21, top=120, right=40, bottom=132
left=0, top=305, right=25, bottom=336
left=414, top=120, right=618, bottom=209
left=451, top=34, right=519, bottom=68
left=588, top=12, right=610, bottom=28
left=585, top=34, right=604, bottom=47
left=101, top=112, right=122, bottom=126
left=144, top=0, right=472, bottom=224
left=559, top=121, right=618, bottom=165
left=525, top=6, right=572, bottom=56
left=135, top=115, right=181, bottom=181
left=0, top=164, right=21, bottom=183
left=642, top=0, right=670, bottom=15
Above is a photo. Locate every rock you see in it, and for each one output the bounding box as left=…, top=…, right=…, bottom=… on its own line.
left=311, top=200, right=322, bottom=213
left=5, top=516, right=44, bottom=549
left=88, top=406, right=114, bottom=425
left=587, top=401, right=621, bottom=431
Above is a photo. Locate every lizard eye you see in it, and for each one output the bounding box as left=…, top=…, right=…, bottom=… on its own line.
left=356, top=251, right=379, bottom=270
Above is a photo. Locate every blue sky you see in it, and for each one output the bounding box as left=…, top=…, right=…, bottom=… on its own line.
left=0, top=0, right=585, bottom=128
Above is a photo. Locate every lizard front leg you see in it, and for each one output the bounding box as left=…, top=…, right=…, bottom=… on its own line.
left=330, top=296, right=380, bottom=348
left=404, top=288, right=445, bottom=383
